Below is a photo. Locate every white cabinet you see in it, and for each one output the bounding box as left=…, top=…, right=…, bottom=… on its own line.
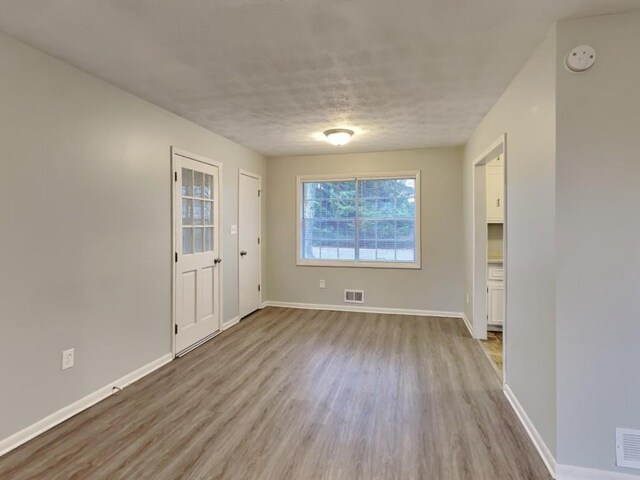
left=486, top=155, right=504, bottom=223
left=487, top=263, right=504, bottom=327
left=487, top=264, right=504, bottom=281
left=488, top=282, right=504, bottom=326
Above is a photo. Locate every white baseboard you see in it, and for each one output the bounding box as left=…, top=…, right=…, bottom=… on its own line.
left=0, top=353, right=173, bottom=457
left=504, top=384, right=557, bottom=478
left=461, top=312, right=474, bottom=337
left=556, top=465, right=640, bottom=480
left=262, top=301, right=463, bottom=319
left=222, top=316, right=240, bottom=331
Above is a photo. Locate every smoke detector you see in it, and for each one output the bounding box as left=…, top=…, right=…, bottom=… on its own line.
left=565, top=45, right=596, bottom=73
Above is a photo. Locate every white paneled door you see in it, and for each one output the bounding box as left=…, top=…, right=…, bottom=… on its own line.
left=173, top=151, right=221, bottom=355
left=238, top=171, right=261, bottom=319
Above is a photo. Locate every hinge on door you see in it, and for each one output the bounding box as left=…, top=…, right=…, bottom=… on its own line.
left=175, top=252, right=178, bottom=263
left=258, top=284, right=261, bottom=292
left=175, top=324, right=178, bottom=334
left=174, top=172, right=178, bottom=182
left=257, top=237, right=260, bottom=245
left=258, top=190, right=261, bottom=197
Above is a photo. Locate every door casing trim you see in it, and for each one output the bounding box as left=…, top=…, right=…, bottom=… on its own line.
left=471, top=134, right=507, bottom=387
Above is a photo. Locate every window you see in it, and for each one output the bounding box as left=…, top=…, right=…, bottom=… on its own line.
left=297, top=172, right=420, bottom=268
left=181, top=167, right=215, bottom=254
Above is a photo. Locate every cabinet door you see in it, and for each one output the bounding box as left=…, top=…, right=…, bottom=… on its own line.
left=488, top=283, right=504, bottom=326
left=486, top=167, right=504, bottom=223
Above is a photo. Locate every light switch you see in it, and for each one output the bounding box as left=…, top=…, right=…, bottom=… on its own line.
left=230, top=225, right=238, bottom=235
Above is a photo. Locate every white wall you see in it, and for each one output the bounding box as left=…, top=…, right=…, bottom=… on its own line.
left=267, top=148, right=464, bottom=314
left=463, top=28, right=557, bottom=455
left=556, top=11, right=640, bottom=475
left=0, top=32, right=266, bottom=441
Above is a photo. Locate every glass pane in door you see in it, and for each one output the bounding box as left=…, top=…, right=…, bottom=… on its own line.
left=182, top=228, right=193, bottom=255
left=193, top=171, right=203, bottom=198
left=182, top=199, right=193, bottom=225
left=204, top=174, right=213, bottom=199
left=204, top=201, right=213, bottom=225
left=194, top=200, right=203, bottom=225
left=194, top=227, right=204, bottom=253
left=205, top=227, right=213, bottom=251
left=182, top=169, right=193, bottom=196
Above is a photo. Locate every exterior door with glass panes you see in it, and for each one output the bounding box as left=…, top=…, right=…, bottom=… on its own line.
left=173, top=152, right=221, bottom=354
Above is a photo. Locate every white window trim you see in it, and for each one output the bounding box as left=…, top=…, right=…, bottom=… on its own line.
left=296, top=171, right=421, bottom=269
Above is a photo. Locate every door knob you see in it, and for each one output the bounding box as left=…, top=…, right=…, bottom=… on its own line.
left=240, top=251, right=248, bottom=257
left=214, top=258, right=222, bottom=264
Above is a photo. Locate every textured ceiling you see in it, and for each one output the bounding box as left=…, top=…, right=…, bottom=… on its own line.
left=0, top=0, right=638, bottom=156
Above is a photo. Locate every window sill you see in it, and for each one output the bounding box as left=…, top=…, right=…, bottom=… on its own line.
left=296, top=259, right=421, bottom=270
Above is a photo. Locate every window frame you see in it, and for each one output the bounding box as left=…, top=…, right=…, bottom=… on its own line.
left=296, top=171, right=421, bottom=269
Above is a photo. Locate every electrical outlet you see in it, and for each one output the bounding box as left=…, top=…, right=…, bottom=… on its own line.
left=62, top=348, right=74, bottom=370
left=319, top=279, right=326, bottom=288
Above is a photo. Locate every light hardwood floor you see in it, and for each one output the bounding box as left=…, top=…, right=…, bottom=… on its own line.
left=0, top=307, right=551, bottom=480
left=480, top=331, right=504, bottom=376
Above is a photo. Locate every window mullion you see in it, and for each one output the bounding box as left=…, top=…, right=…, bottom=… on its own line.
left=394, top=188, right=398, bottom=262
left=354, top=178, right=359, bottom=262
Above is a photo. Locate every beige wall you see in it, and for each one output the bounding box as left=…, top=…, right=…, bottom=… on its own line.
left=556, top=11, right=640, bottom=475
left=487, top=224, right=503, bottom=260
left=5, top=9, right=639, bottom=475
left=0, top=32, right=266, bottom=441
left=463, top=28, right=557, bottom=455
left=267, top=148, right=464, bottom=313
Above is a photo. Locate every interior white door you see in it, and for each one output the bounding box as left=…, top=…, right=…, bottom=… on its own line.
left=174, top=154, right=221, bottom=354
left=238, top=172, right=261, bottom=319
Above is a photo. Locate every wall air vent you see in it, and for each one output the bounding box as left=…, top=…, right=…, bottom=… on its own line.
left=617, top=428, right=640, bottom=469
left=344, top=290, right=364, bottom=304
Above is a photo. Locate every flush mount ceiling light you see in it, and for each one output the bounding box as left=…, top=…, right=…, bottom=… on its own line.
left=324, top=128, right=354, bottom=146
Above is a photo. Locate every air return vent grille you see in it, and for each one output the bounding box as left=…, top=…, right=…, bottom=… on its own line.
left=616, top=428, right=640, bottom=469
left=344, top=290, right=364, bottom=304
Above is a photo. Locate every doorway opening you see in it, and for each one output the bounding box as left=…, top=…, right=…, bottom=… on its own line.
left=472, top=134, right=507, bottom=381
